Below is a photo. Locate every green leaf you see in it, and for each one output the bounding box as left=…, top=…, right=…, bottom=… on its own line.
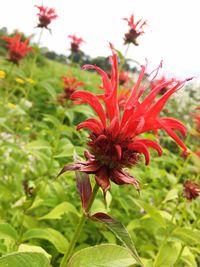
left=0, top=252, right=50, bottom=267
left=67, top=244, right=136, bottom=267
left=162, top=189, right=178, bottom=203
left=153, top=242, right=181, bottom=267
left=38, top=202, right=79, bottom=220
left=40, top=81, right=57, bottom=100
left=26, top=140, right=50, bottom=151
left=171, top=227, right=200, bottom=246
left=18, top=244, right=51, bottom=261
left=22, top=228, right=68, bottom=254
left=0, top=223, right=18, bottom=241
left=91, top=213, right=143, bottom=266
left=134, top=200, right=166, bottom=228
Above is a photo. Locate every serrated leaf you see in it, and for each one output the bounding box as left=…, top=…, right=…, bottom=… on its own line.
left=171, top=227, right=200, bottom=246
left=22, top=228, right=68, bottom=253
left=91, top=213, right=143, bottom=266
left=0, top=223, right=19, bottom=241
left=38, top=202, right=79, bottom=220
left=153, top=242, right=181, bottom=267
left=67, top=244, right=136, bottom=267
left=0, top=252, right=51, bottom=267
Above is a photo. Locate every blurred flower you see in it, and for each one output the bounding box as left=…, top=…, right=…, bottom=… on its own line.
left=150, top=76, right=173, bottom=95
left=196, top=151, right=200, bottom=157
left=0, top=70, right=6, bottom=79
left=68, top=34, right=85, bottom=53
left=58, top=75, right=84, bottom=105
left=26, top=78, right=36, bottom=84
left=123, top=14, right=147, bottom=46
left=119, top=70, right=131, bottom=86
left=1, top=33, right=32, bottom=65
left=35, top=5, right=58, bottom=31
left=7, top=103, right=16, bottom=109
left=118, top=87, right=131, bottom=110
left=183, top=180, right=200, bottom=201
left=192, top=107, right=200, bottom=132
left=60, top=44, right=190, bottom=195
left=15, top=77, right=25, bottom=84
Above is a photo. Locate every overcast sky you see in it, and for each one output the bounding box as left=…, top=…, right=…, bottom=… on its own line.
left=0, top=0, right=200, bottom=80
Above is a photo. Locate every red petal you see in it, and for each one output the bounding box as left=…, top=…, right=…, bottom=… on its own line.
left=115, top=144, right=122, bottom=160
left=110, top=169, right=140, bottom=190
left=159, top=117, right=187, bottom=137
left=77, top=118, right=103, bottom=134
left=128, top=141, right=150, bottom=165
left=136, top=138, right=163, bottom=156
left=95, top=167, right=110, bottom=195
left=71, top=91, right=106, bottom=127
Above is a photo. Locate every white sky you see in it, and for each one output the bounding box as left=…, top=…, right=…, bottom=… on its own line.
left=0, top=0, right=200, bottom=79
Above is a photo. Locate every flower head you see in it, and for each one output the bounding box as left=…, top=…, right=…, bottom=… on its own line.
left=68, top=34, right=85, bottom=53
left=183, top=180, right=200, bottom=201
left=123, top=14, right=147, bottom=45
left=35, top=5, right=58, bottom=30
left=60, top=44, right=190, bottom=195
left=1, top=33, right=32, bottom=65
left=58, top=75, right=84, bottom=105
left=119, top=70, right=131, bottom=86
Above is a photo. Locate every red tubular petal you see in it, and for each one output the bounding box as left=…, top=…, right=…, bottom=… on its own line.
left=57, top=163, right=80, bottom=177
left=82, top=64, right=112, bottom=95
left=107, top=116, right=120, bottom=137
left=77, top=118, right=103, bottom=134
left=159, top=117, right=187, bottom=136
left=95, top=167, right=110, bottom=195
left=158, top=120, right=188, bottom=154
left=71, top=91, right=106, bottom=127
left=147, top=81, right=186, bottom=118
left=128, top=141, right=150, bottom=165
left=110, top=169, right=140, bottom=190
left=136, top=138, right=163, bottom=156
left=115, top=145, right=122, bottom=160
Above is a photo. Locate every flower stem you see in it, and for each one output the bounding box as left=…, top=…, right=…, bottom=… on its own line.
left=119, top=43, right=130, bottom=73
left=59, top=182, right=99, bottom=267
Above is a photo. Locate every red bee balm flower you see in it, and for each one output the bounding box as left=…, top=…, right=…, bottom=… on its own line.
left=192, top=107, right=200, bottom=133
left=35, top=5, right=58, bottom=30
left=183, top=180, right=200, bottom=201
left=1, top=33, right=32, bottom=64
left=60, top=44, right=190, bottom=194
left=68, top=34, right=85, bottom=53
left=123, top=14, right=147, bottom=45
left=58, top=76, right=84, bottom=105
left=151, top=76, right=173, bottom=95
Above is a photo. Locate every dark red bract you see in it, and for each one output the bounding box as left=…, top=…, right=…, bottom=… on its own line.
left=1, top=33, right=32, bottom=64
left=183, top=180, right=200, bottom=201
left=60, top=44, right=190, bottom=194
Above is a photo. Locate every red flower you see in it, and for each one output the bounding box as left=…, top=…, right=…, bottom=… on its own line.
left=58, top=75, right=84, bottom=105
left=183, top=180, right=200, bottom=201
left=68, top=34, right=85, bottom=53
left=123, top=14, right=147, bottom=45
left=151, top=76, right=174, bottom=95
left=192, top=107, right=200, bottom=133
left=1, top=33, right=32, bottom=64
left=35, top=5, right=58, bottom=30
left=119, top=70, right=131, bottom=86
left=60, top=44, right=190, bottom=194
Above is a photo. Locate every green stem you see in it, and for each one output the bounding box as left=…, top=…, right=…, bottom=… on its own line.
left=174, top=245, right=185, bottom=266
left=119, top=43, right=130, bottom=73
left=59, top=182, right=99, bottom=267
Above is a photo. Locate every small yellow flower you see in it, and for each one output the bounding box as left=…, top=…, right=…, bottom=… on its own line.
left=0, top=70, right=6, bottom=79
left=15, top=78, right=25, bottom=84
left=7, top=103, right=16, bottom=109
left=26, top=78, right=36, bottom=84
